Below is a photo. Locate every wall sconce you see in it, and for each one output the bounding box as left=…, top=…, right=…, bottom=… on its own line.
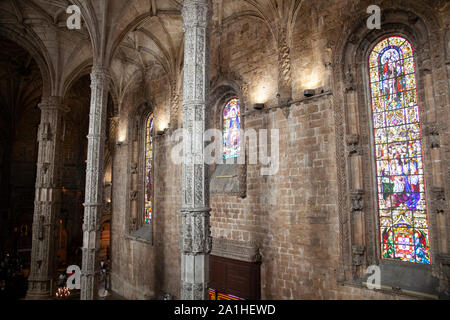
left=304, top=89, right=316, bottom=97
left=116, top=140, right=128, bottom=147
left=253, top=103, right=265, bottom=110
left=157, top=127, right=170, bottom=136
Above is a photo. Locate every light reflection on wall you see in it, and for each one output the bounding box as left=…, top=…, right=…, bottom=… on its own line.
left=300, top=66, right=324, bottom=90
left=251, top=76, right=277, bottom=105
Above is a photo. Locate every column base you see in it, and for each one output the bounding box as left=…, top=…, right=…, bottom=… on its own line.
left=25, top=290, right=53, bottom=300
left=25, top=279, right=54, bottom=300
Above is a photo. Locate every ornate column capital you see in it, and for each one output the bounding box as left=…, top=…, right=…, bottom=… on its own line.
left=182, top=0, right=210, bottom=29
left=90, top=67, right=111, bottom=88
left=38, top=96, right=69, bottom=113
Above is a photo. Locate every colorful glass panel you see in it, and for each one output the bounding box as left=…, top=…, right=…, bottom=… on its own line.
left=223, top=98, right=241, bottom=159
left=208, top=289, right=245, bottom=301
left=369, top=37, right=430, bottom=264
left=145, top=114, right=153, bottom=224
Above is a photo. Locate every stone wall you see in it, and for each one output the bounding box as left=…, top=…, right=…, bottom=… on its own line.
left=109, top=0, right=449, bottom=300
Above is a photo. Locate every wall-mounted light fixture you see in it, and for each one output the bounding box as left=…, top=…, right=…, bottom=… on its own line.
left=304, top=89, right=316, bottom=97
left=157, top=127, right=170, bottom=136
left=253, top=103, right=265, bottom=110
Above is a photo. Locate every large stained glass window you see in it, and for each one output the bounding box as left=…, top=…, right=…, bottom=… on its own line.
left=223, top=98, right=241, bottom=160
left=369, top=36, right=430, bottom=264
left=144, top=113, right=153, bottom=224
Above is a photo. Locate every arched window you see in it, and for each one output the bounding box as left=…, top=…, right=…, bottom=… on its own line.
left=144, top=113, right=153, bottom=224
left=369, top=36, right=430, bottom=264
left=222, top=98, right=241, bottom=160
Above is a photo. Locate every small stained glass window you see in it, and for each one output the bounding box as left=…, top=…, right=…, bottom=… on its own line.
left=223, top=98, right=241, bottom=160
left=369, top=36, right=430, bottom=264
left=145, top=113, right=153, bottom=224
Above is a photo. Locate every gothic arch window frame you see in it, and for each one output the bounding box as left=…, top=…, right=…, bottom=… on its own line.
left=333, top=8, right=447, bottom=292
left=209, top=80, right=248, bottom=198
left=358, top=30, right=438, bottom=271
left=365, top=35, right=431, bottom=265
left=126, top=102, right=155, bottom=244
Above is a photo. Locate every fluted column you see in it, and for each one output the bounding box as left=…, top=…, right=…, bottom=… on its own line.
left=81, top=67, right=110, bottom=300
left=26, top=96, right=68, bottom=300
left=179, top=0, right=212, bottom=300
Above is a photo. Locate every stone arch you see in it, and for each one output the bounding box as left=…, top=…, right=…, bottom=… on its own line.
left=70, top=0, right=102, bottom=66
left=331, top=5, right=448, bottom=295
left=62, top=60, right=93, bottom=99
left=0, top=25, right=54, bottom=98
left=210, top=77, right=248, bottom=131
left=108, top=13, right=154, bottom=63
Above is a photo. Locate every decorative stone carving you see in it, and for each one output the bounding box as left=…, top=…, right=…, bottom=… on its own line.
left=26, top=96, right=68, bottom=300
left=180, top=213, right=193, bottom=252
left=432, top=187, right=446, bottom=214
left=344, top=68, right=355, bottom=92
left=37, top=215, right=44, bottom=240
left=80, top=67, right=111, bottom=300
left=180, top=0, right=212, bottom=301
left=282, top=105, right=291, bottom=118
left=238, top=164, right=247, bottom=199
left=108, top=116, right=119, bottom=151
left=352, top=244, right=365, bottom=266
left=130, top=191, right=138, bottom=201
left=131, top=162, right=138, bottom=174
left=350, top=189, right=364, bottom=213
left=41, top=123, right=51, bottom=140
left=425, top=123, right=441, bottom=149
left=42, top=162, right=50, bottom=174
left=278, top=32, right=291, bottom=85
left=277, top=28, right=292, bottom=103
left=170, top=81, right=181, bottom=128
left=211, top=238, right=261, bottom=263
left=346, top=134, right=362, bottom=156
left=349, top=34, right=359, bottom=45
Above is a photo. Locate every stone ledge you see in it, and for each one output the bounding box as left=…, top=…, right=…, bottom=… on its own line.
left=342, top=280, right=438, bottom=300
left=126, top=224, right=152, bottom=244
left=211, top=237, right=261, bottom=263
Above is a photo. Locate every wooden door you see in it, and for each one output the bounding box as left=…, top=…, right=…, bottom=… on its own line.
left=209, top=255, right=261, bottom=300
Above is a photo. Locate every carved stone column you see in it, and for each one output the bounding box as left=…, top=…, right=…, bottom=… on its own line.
left=80, top=67, right=110, bottom=300
left=277, top=27, right=292, bottom=105
left=180, top=0, right=212, bottom=300
left=26, top=96, right=68, bottom=300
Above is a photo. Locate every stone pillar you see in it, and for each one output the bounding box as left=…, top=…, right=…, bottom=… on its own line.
left=277, top=27, right=292, bottom=105
left=179, top=0, right=212, bottom=300
left=80, top=67, right=110, bottom=300
left=26, top=96, right=68, bottom=300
